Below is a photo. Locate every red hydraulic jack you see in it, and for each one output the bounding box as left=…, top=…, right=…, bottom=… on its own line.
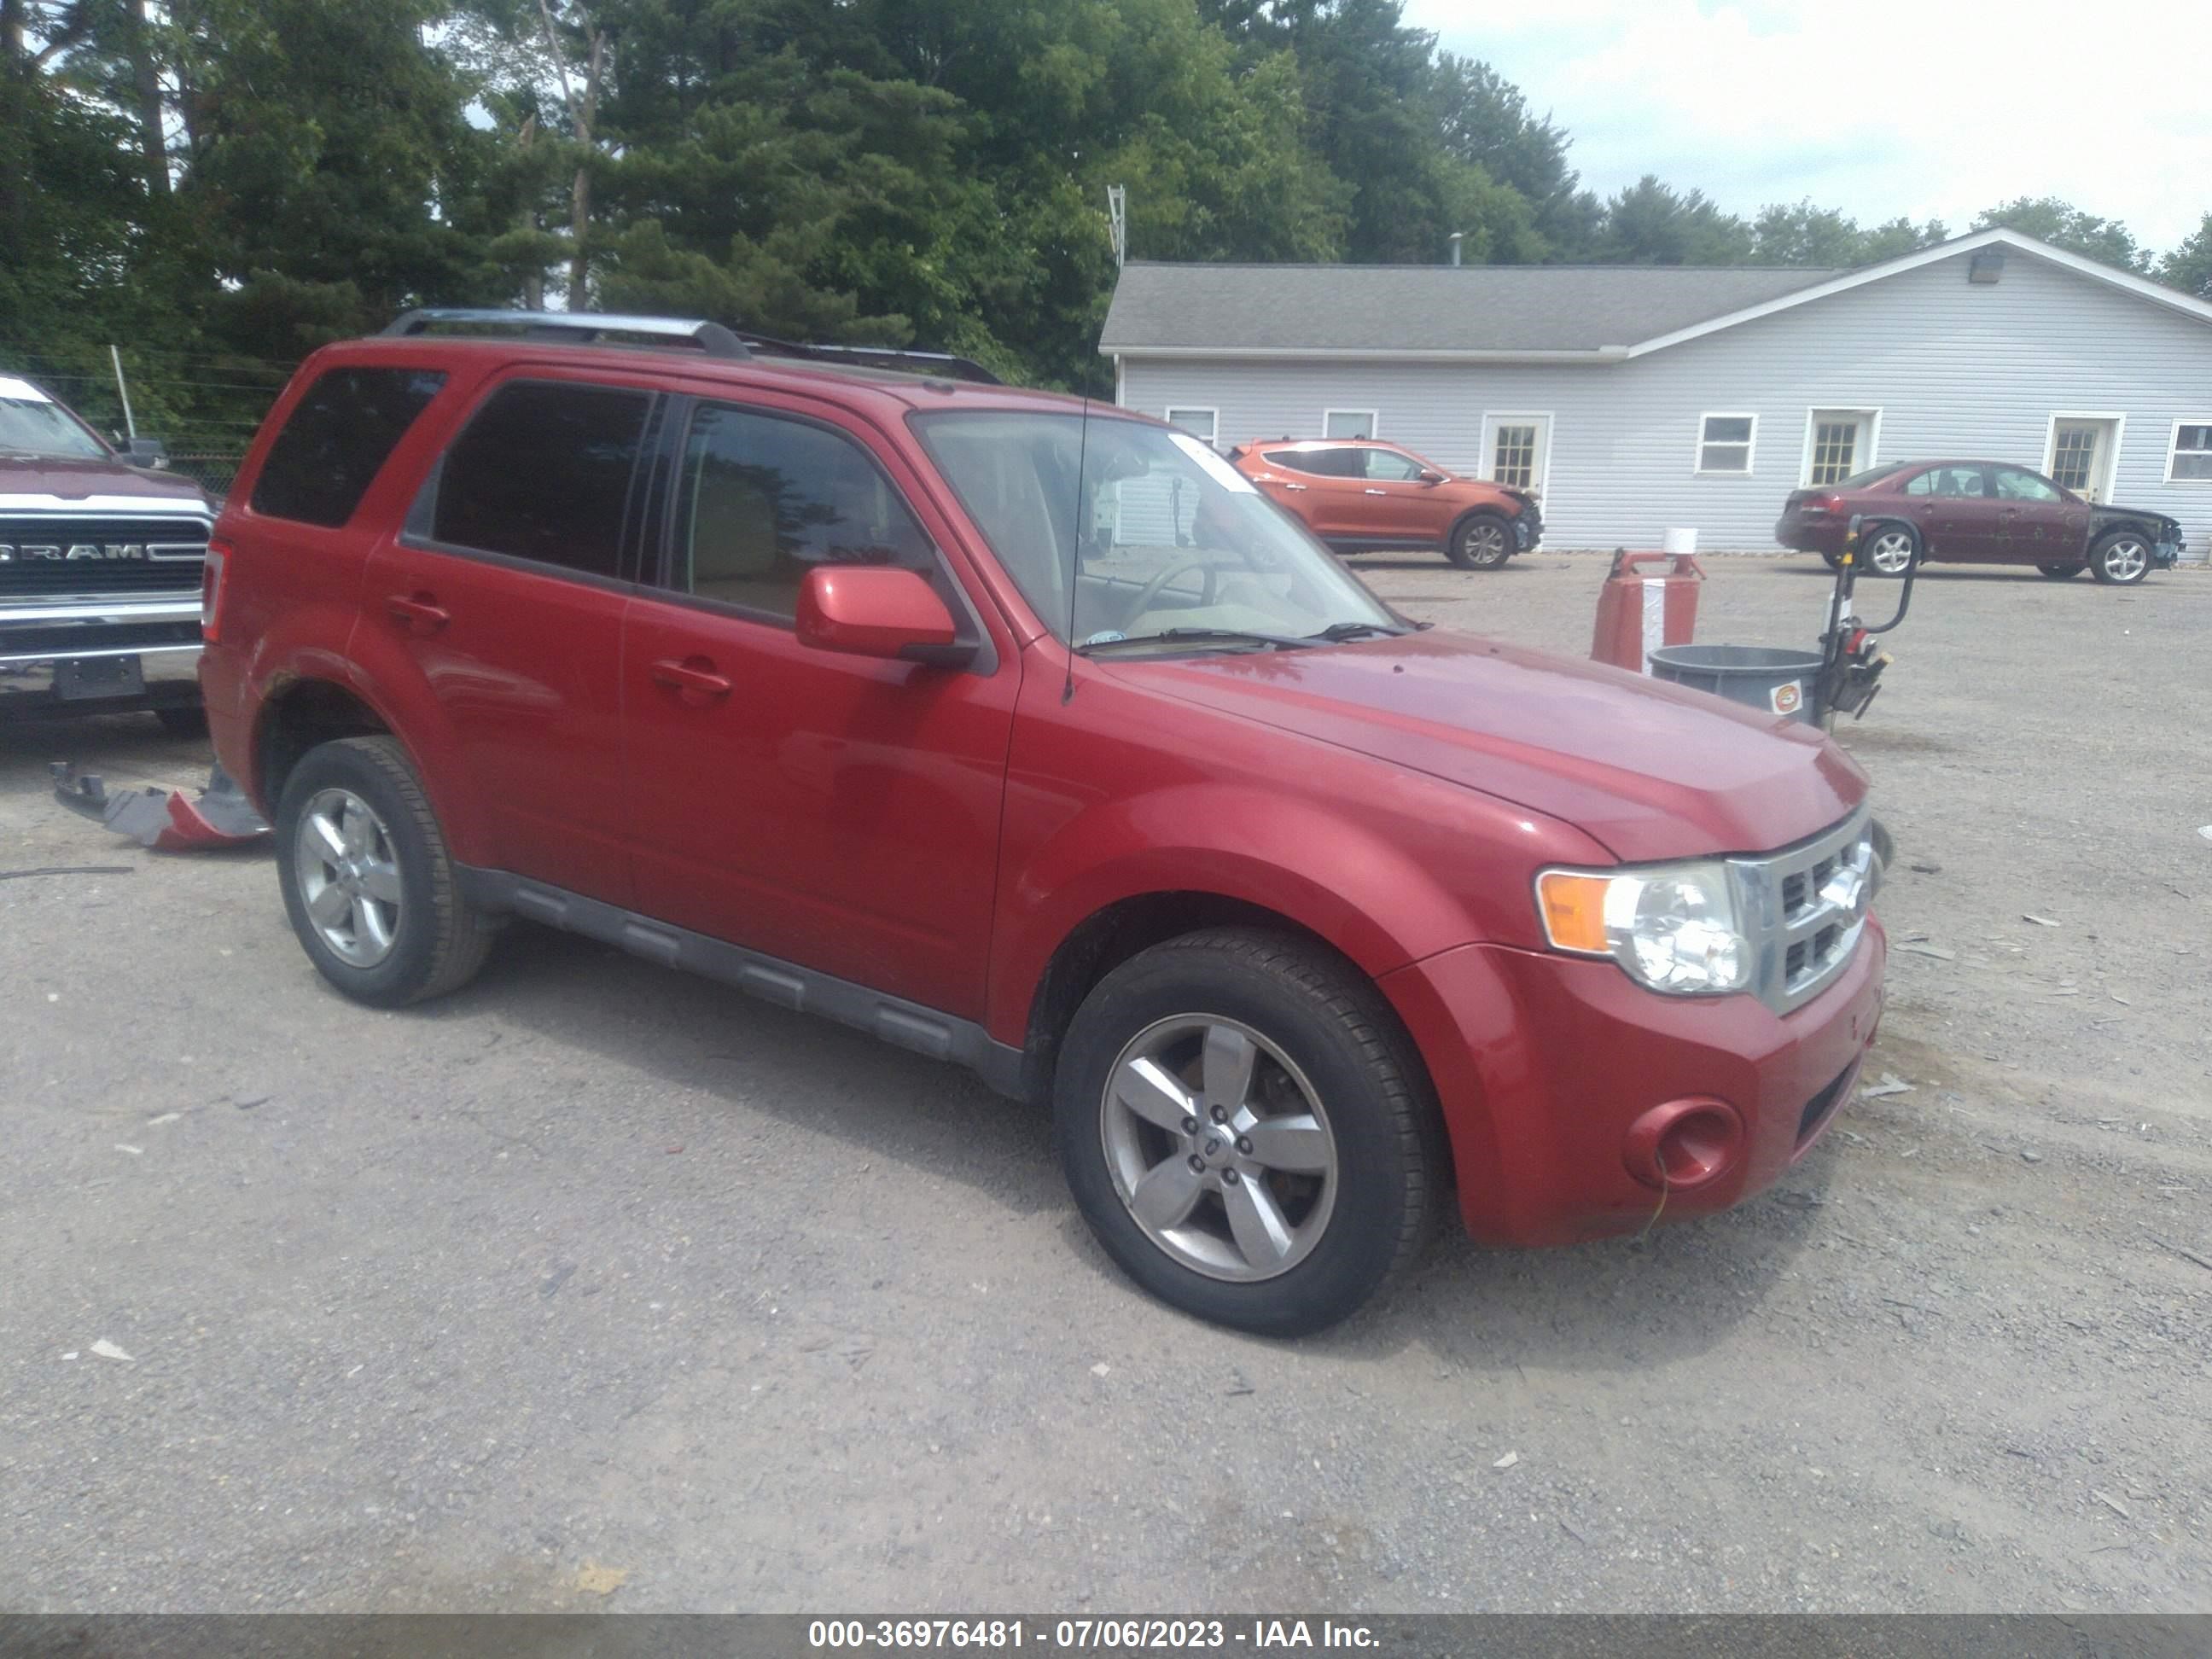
left=1590, top=550, right=1704, bottom=673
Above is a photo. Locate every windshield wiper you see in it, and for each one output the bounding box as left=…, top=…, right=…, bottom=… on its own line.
left=1077, top=626, right=1314, bottom=655
left=1307, top=620, right=1408, bottom=641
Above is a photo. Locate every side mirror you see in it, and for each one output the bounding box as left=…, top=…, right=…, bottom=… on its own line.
left=1417, top=470, right=1445, bottom=485
left=795, top=566, right=970, bottom=667
left=126, top=437, right=168, bottom=469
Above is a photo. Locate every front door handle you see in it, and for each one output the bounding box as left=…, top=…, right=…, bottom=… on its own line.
left=1280, top=483, right=1307, bottom=492
left=387, top=592, right=449, bottom=633
left=1363, top=487, right=1387, bottom=495
left=650, top=655, right=732, bottom=701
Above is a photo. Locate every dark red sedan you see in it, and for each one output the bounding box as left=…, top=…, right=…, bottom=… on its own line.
left=1775, top=460, right=2182, bottom=585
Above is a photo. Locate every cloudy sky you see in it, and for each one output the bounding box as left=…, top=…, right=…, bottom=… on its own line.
left=1404, top=0, right=2210, bottom=257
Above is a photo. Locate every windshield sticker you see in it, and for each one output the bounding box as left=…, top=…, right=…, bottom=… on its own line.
left=0, top=376, right=54, bottom=404
left=1167, top=431, right=1256, bottom=493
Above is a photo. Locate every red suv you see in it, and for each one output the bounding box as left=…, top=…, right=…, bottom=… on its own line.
left=203, top=311, right=1885, bottom=1336
left=1230, top=438, right=1542, bottom=568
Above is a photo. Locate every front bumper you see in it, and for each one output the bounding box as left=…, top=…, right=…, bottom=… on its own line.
left=0, top=597, right=203, bottom=718
left=1514, top=505, right=1543, bottom=551
left=2154, top=538, right=2182, bottom=570
left=1382, top=919, right=1885, bottom=1245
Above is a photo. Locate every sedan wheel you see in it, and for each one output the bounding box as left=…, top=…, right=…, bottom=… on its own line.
left=1863, top=526, right=1918, bottom=575
left=2090, top=531, right=2151, bottom=585
left=294, top=787, right=404, bottom=967
left=1101, top=1016, right=1338, bottom=1283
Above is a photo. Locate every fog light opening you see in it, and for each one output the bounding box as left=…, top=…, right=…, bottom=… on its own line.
left=1624, top=1097, right=1743, bottom=1191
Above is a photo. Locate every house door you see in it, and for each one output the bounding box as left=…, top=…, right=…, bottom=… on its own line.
left=2047, top=418, right=2119, bottom=502
left=1480, top=414, right=1551, bottom=495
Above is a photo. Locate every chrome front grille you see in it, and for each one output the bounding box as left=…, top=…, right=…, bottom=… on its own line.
left=1729, top=805, right=1877, bottom=1014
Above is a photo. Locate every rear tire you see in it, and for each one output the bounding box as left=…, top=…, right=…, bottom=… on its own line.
left=1053, top=928, right=1443, bottom=1336
left=2088, top=529, right=2151, bottom=585
left=2038, top=563, right=2083, bottom=579
left=1860, top=522, right=1919, bottom=576
left=1446, top=511, right=1513, bottom=571
left=1819, top=551, right=1845, bottom=572
left=275, top=735, right=498, bottom=1007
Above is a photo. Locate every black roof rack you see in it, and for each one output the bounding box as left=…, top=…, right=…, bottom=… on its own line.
left=379, top=309, right=1002, bottom=385
left=731, top=330, right=1001, bottom=386
left=381, top=308, right=748, bottom=357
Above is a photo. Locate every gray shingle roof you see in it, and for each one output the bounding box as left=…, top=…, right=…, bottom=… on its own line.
left=1098, top=261, right=1844, bottom=355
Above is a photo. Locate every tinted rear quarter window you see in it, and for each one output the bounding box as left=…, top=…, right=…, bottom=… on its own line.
left=429, top=381, right=651, bottom=578
left=251, top=367, right=447, bottom=527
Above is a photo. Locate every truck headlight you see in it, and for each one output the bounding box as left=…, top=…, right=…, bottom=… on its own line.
left=1536, top=861, right=1752, bottom=996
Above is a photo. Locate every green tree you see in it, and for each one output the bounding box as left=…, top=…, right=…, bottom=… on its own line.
left=1973, top=195, right=2146, bottom=271
left=1595, top=175, right=1751, bottom=265
left=2155, top=212, right=2212, bottom=301
left=1749, top=201, right=1947, bottom=266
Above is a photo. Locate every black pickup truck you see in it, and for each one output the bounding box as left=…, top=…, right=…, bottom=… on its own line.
left=1, top=373, right=214, bottom=727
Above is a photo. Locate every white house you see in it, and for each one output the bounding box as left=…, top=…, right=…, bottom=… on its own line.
left=1099, top=228, right=2212, bottom=560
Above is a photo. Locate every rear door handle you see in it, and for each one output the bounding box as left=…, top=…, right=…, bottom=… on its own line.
left=386, top=592, right=449, bottom=633
left=1281, top=483, right=1307, bottom=492
left=650, top=656, right=732, bottom=700
left=1363, top=488, right=1387, bottom=495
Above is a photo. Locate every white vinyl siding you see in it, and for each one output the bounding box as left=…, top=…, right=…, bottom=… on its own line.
left=1117, top=245, right=2212, bottom=557
left=1323, top=409, right=1377, bottom=439
left=2166, top=421, right=2212, bottom=483
left=1697, top=414, right=1756, bottom=475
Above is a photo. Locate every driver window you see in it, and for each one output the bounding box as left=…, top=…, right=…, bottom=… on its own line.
left=674, top=404, right=933, bottom=619
left=1362, top=448, right=1424, bottom=481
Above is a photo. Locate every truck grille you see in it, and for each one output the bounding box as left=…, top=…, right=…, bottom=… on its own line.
left=1728, top=806, right=1877, bottom=1016
left=0, top=514, right=210, bottom=597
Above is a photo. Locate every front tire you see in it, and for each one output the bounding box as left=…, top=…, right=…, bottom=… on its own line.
left=2088, top=529, right=2151, bottom=585
left=1053, top=928, right=1443, bottom=1336
left=1860, top=522, right=1919, bottom=576
left=1446, top=511, right=1513, bottom=570
left=275, top=735, right=498, bottom=1007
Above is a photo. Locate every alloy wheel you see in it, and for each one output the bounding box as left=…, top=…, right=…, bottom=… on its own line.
left=294, top=787, right=403, bottom=968
left=1099, top=1016, right=1340, bottom=1282
left=1866, top=529, right=1916, bottom=574
left=2100, top=538, right=2149, bottom=582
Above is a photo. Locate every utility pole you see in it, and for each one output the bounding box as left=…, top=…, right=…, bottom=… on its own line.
left=109, top=345, right=137, bottom=441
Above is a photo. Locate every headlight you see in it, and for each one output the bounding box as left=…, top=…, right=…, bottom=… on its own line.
left=1535, top=860, right=1752, bottom=996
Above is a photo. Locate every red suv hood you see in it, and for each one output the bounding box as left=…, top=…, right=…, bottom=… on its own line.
left=1105, top=630, right=1866, bottom=863
left=0, top=453, right=208, bottom=505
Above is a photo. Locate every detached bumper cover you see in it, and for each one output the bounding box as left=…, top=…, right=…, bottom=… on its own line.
left=51, top=760, right=271, bottom=850
left=1382, top=921, right=1886, bottom=1245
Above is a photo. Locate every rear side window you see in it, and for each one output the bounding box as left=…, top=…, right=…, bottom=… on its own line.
left=251, top=367, right=447, bottom=527
left=672, top=403, right=932, bottom=620
left=1263, top=447, right=1359, bottom=477
left=430, top=381, right=651, bottom=578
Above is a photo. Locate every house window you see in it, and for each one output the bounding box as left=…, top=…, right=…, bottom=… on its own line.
left=2049, top=425, right=2098, bottom=492
left=1697, top=414, right=1756, bottom=475
left=1805, top=409, right=1877, bottom=486
left=1323, top=409, right=1377, bottom=440
left=1165, top=407, right=1217, bottom=445
left=1492, top=424, right=1538, bottom=488
left=2168, top=422, right=2212, bottom=482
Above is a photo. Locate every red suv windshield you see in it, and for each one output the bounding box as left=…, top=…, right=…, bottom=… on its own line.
left=915, top=411, right=1396, bottom=648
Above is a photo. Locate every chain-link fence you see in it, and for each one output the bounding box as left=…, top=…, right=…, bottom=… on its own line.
left=164, top=453, right=244, bottom=500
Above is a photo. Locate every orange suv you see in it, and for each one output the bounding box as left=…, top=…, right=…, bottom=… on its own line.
left=1231, top=438, right=1542, bottom=569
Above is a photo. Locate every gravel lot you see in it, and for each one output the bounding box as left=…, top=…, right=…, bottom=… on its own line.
left=3, top=555, right=2207, bottom=1615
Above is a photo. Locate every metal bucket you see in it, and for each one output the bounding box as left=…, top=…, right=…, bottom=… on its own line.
left=1649, top=643, right=1823, bottom=725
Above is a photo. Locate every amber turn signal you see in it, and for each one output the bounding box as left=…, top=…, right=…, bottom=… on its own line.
left=1536, top=870, right=1612, bottom=955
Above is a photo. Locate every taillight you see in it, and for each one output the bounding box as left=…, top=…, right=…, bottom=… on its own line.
left=201, top=539, right=230, bottom=642
left=1807, top=492, right=1846, bottom=515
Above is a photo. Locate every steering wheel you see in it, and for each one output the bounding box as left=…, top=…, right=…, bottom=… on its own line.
left=1124, top=559, right=1217, bottom=626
